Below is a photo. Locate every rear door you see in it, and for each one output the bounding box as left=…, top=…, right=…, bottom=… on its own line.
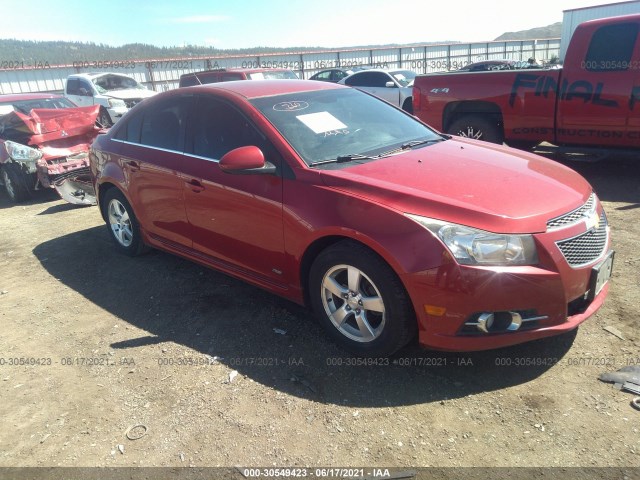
left=112, top=94, right=192, bottom=247
left=180, top=94, right=286, bottom=286
left=557, top=21, right=640, bottom=147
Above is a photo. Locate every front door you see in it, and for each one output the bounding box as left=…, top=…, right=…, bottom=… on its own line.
left=180, top=94, right=286, bottom=286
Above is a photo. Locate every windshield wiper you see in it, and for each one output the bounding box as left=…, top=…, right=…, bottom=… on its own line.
left=308, top=153, right=378, bottom=167
left=377, top=138, right=446, bottom=157
left=400, top=138, right=446, bottom=149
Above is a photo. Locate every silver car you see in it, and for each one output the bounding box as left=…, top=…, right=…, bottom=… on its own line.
left=338, top=69, right=415, bottom=113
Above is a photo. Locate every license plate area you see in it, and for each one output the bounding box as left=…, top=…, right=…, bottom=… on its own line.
left=587, top=250, right=614, bottom=302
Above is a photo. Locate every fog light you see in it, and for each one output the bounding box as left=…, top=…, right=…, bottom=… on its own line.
left=477, top=313, right=494, bottom=333
left=477, top=312, right=523, bottom=333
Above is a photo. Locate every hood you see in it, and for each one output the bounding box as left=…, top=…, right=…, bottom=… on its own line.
left=320, top=138, right=591, bottom=234
left=0, top=105, right=100, bottom=148
left=104, top=88, right=156, bottom=100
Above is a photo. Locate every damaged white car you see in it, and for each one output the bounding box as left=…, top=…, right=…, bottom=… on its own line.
left=0, top=93, right=100, bottom=205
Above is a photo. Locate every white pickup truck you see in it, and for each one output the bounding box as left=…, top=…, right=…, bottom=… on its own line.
left=64, top=72, right=156, bottom=126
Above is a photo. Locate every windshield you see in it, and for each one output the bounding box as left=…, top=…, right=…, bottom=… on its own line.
left=250, top=88, right=442, bottom=167
left=0, top=97, right=76, bottom=115
left=390, top=70, right=416, bottom=87
left=92, top=74, right=144, bottom=93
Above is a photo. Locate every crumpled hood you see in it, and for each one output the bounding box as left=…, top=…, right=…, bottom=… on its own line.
left=104, top=88, right=156, bottom=100
left=0, top=105, right=100, bottom=148
left=319, top=137, right=592, bottom=234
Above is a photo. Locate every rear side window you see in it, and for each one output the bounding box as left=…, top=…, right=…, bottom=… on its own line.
left=139, top=96, right=191, bottom=151
left=585, top=23, right=639, bottom=71
left=179, top=75, right=199, bottom=87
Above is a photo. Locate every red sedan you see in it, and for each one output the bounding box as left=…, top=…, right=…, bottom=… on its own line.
left=90, top=80, right=613, bottom=356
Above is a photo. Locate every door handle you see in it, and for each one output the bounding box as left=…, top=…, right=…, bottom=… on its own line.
left=186, top=179, right=205, bottom=193
left=125, top=160, right=140, bottom=172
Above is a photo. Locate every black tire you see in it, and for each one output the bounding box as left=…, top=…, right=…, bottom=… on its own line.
left=447, top=114, right=503, bottom=144
left=309, top=240, right=416, bottom=357
left=97, top=107, right=113, bottom=128
left=101, top=188, right=147, bottom=256
left=1, top=163, right=31, bottom=203
left=402, top=98, right=413, bottom=114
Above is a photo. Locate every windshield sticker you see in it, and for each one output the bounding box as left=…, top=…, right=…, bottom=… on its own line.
left=273, top=101, right=309, bottom=112
left=249, top=73, right=265, bottom=80
left=296, top=112, right=347, bottom=134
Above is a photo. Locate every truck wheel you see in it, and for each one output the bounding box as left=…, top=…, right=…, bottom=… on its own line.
left=447, top=115, right=503, bottom=144
left=97, top=107, right=113, bottom=127
left=101, top=188, right=148, bottom=256
left=1, top=164, right=31, bottom=203
left=402, top=98, right=413, bottom=114
left=309, top=240, right=416, bottom=357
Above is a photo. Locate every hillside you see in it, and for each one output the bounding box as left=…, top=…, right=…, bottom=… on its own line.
left=494, top=22, right=562, bottom=41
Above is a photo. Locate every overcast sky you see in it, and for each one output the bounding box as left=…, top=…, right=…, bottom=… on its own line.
left=2, top=0, right=602, bottom=48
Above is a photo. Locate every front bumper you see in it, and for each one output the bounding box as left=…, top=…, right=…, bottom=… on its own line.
left=36, top=154, right=96, bottom=205
left=404, top=204, right=613, bottom=352
left=106, top=105, right=128, bottom=123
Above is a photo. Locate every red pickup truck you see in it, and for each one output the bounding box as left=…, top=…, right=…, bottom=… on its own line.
left=412, top=14, right=640, bottom=150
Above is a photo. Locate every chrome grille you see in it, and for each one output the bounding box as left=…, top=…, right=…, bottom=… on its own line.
left=556, top=212, right=608, bottom=267
left=547, top=193, right=595, bottom=229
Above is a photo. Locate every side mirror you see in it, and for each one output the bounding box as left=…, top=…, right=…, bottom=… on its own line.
left=385, top=81, right=397, bottom=88
left=219, top=146, right=276, bottom=175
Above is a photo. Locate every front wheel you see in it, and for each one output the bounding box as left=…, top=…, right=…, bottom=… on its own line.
left=97, top=107, right=113, bottom=128
left=1, top=163, right=31, bottom=203
left=309, top=241, right=416, bottom=357
left=447, top=114, right=503, bottom=144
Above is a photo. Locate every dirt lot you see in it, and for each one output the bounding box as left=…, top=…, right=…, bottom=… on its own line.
left=0, top=152, right=639, bottom=475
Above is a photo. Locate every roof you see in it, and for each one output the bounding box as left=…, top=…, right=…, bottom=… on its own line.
left=0, top=93, right=63, bottom=102
left=184, top=79, right=344, bottom=99
left=67, top=72, right=136, bottom=80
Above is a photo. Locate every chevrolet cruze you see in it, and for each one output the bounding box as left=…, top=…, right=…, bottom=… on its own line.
left=90, top=80, right=613, bottom=357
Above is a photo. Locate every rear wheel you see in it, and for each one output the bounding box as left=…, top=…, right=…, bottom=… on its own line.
left=1, top=163, right=31, bottom=203
left=447, top=114, right=503, bottom=144
left=402, top=98, right=413, bottom=114
left=309, top=240, right=416, bottom=357
left=102, top=188, right=147, bottom=256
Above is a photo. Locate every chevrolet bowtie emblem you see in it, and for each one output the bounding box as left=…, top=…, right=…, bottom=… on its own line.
left=584, top=210, right=600, bottom=230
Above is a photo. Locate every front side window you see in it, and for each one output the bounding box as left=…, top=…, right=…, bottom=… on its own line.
left=250, top=88, right=441, bottom=167
left=186, top=96, right=266, bottom=161
left=345, top=72, right=388, bottom=87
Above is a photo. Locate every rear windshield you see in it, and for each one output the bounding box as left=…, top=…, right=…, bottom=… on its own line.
left=0, top=97, right=77, bottom=114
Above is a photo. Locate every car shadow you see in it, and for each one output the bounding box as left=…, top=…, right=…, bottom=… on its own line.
left=33, top=225, right=577, bottom=407
left=0, top=188, right=59, bottom=210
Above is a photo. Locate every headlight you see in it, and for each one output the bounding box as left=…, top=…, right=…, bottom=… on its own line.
left=4, top=141, right=42, bottom=162
left=107, top=98, right=126, bottom=108
left=406, top=214, right=538, bottom=266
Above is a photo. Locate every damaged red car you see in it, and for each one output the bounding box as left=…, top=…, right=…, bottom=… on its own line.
left=0, top=93, right=100, bottom=205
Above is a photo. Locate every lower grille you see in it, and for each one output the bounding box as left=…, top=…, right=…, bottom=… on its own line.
left=556, top=213, right=608, bottom=267
left=51, top=166, right=91, bottom=186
